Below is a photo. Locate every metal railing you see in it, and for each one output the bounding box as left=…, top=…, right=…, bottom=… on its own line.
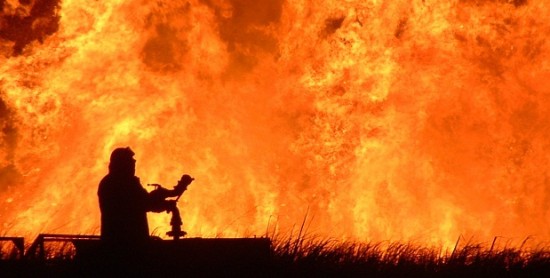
left=25, top=234, right=100, bottom=260
left=0, top=236, right=25, bottom=258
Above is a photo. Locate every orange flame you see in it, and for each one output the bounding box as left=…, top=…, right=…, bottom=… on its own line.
left=1, top=0, right=549, bottom=247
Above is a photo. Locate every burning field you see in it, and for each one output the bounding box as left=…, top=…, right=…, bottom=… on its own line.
left=1, top=0, right=550, bottom=249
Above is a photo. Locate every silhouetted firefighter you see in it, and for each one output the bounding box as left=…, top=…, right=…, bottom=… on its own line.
left=98, top=147, right=194, bottom=245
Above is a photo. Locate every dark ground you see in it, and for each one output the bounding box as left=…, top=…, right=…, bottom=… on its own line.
left=2, top=237, right=550, bottom=277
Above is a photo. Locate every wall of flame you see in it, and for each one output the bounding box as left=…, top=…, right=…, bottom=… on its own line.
left=1, top=0, right=549, bottom=247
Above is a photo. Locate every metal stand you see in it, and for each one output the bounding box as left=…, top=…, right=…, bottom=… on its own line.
left=166, top=207, right=186, bottom=240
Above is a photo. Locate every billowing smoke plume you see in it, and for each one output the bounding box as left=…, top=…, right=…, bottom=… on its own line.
left=0, top=0, right=61, bottom=56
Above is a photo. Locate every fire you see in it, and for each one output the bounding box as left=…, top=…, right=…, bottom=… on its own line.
left=1, top=0, right=549, bottom=248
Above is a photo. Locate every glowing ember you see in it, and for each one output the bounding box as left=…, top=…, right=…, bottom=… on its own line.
left=1, top=0, right=549, bottom=248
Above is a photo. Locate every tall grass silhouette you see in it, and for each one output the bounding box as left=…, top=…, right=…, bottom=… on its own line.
left=270, top=235, right=550, bottom=277
left=2, top=234, right=550, bottom=277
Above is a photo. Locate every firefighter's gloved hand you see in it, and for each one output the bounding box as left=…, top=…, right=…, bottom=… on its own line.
left=150, top=200, right=177, bottom=213
left=164, top=200, right=177, bottom=212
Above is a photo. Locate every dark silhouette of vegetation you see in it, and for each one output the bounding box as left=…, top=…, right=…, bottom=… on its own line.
left=2, top=235, right=550, bottom=277
left=271, top=235, right=550, bottom=278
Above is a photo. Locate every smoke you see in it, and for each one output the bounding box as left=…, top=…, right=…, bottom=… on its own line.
left=0, top=0, right=61, bottom=56
left=0, top=98, right=19, bottom=192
